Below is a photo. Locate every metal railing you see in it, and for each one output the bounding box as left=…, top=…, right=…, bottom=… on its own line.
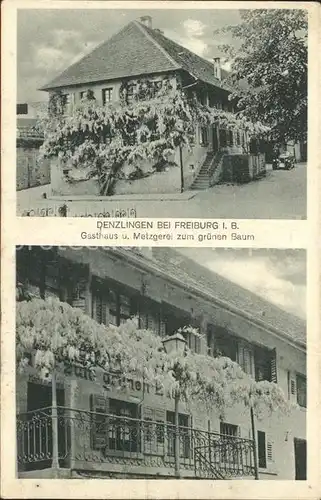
left=17, top=407, right=255, bottom=478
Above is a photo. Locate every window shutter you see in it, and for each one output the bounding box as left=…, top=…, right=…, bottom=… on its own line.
left=159, top=319, right=166, bottom=337
left=94, top=293, right=107, bottom=325
left=90, top=395, right=108, bottom=450
left=291, top=378, right=296, bottom=396
left=139, top=310, right=148, bottom=330
left=70, top=279, right=87, bottom=313
left=267, top=439, right=274, bottom=462
left=270, top=348, right=277, bottom=383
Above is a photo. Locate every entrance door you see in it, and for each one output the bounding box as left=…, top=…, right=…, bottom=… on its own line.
left=294, top=438, right=307, bottom=480
left=24, top=382, right=66, bottom=470
left=212, top=126, right=219, bottom=152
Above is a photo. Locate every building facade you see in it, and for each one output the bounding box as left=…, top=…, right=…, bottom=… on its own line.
left=16, top=246, right=306, bottom=480
left=40, top=17, right=266, bottom=195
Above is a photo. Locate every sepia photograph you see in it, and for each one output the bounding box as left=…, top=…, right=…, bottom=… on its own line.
left=16, top=246, right=306, bottom=480
left=16, top=7, right=307, bottom=218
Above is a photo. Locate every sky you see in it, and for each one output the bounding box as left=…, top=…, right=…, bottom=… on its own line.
left=178, top=248, right=306, bottom=319
left=17, top=8, right=241, bottom=103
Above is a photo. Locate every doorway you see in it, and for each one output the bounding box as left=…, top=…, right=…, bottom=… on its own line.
left=212, top=126, right=219, bottom=152
left=23, top=382, right=67, bottom=470
left=294, top=438, right=307, bottom=480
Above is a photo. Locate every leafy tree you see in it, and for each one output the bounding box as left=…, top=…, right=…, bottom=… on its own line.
left=218, top=9, right=307, bottom=146
left=39, top=82, right=268, bottom=195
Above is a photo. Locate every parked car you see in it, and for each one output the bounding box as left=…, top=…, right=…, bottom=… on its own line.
left=272, top=153, right=296, bottom=170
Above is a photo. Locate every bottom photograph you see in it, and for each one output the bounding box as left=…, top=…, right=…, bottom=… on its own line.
left=15, top=246, right=306, bottom=480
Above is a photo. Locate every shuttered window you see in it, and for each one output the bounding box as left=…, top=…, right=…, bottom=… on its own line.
left=238, top=343, right=255, bottom=376
left=211, top=326, right=277, bottom=383
left=90, top=395, right=140, bottom=453
left=213, top=328, right=238, bottom=362
left=92, top=282, right=135, bottom=327
left=255, top=346, right=277, bottom=383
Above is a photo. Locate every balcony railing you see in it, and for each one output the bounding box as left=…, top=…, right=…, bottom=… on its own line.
left=17, top=407, right=255, bottom=479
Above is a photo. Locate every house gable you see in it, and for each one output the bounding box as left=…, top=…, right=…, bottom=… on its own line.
left=40, top=21, right=180, bottom=91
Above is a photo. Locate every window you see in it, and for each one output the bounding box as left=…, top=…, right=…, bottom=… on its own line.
left=254, top=346, right=277, bottom=383
left=212, top=327, right=276, bottom=382
left=102, top=88, right=113, bottom=105
left=257, top=430, right=267, bottom=468
left=296, top=374, right=307, bottom=408
left=80, top=91, right=86, bottom=99
left=17, top=103, right=28, bottom=115
left=143, top=407, right=166, bottom=455
left=220, top=423, right=239, bottom=464
left=181, top=330, right=201, bottom=354
left=90, top=396, right=140, bottom=453
left=213, top=328, right=238, bottom=362
left=126, top=84, right=135, bottom=103
left=92, top=281, right=135, bottom=326
left=220, top=422, right=238, bottom=437
left=166, top=411, right=190, bottom=458
left=139, top=305, right=161, bottom=334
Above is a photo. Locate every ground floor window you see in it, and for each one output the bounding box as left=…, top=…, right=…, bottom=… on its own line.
left=90, top=395, right=140, bottom=453
left=166, top=411, right=190, bottom=458
left=220, top=422, right=239, bottom=464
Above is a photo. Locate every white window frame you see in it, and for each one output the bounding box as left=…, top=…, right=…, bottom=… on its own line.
left=102, top=87, right=113, bottom=105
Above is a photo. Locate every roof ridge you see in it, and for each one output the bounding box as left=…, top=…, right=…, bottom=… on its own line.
left=157, top=249, right=306, bottom=325
left=133, top=20, right=181, bottom=72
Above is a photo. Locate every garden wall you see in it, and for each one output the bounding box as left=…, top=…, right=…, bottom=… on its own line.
left=17, top=144, right=50, bottom=190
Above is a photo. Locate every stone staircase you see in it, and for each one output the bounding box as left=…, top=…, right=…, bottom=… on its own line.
left=190, top=152, right=215, bottom=190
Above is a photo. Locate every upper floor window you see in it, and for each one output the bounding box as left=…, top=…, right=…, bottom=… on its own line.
left=102, top=87, right=113, bottom=105
left=207, top=325, right=277, bottom=383
left=220, top=422, right=239, bottom=437
left=92, top=280, right=135, bottom=327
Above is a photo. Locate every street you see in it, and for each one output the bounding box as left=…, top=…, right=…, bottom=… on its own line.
left=17, top=163, right=306, bottom=219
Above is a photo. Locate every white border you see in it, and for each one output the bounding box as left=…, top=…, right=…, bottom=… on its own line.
left=1, top=1, right=321, bottom=498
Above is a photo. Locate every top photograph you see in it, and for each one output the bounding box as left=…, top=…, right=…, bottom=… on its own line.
left=16, top=7, right=308, bottom=218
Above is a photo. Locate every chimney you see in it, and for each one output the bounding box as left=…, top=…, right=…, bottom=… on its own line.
left=139, top=15, right=152, bottom=29
left=213, top=57, right=221, bottom=80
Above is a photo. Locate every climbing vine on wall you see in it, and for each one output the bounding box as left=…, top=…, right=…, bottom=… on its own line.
left=40, top=81, right=269, bottom=196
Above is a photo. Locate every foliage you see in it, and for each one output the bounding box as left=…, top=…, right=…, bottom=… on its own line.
left=217, top=9, right=307, bottom=145
left=39, top=82, right=268, bottom=195
left=17, top=297, right=289, bottom=420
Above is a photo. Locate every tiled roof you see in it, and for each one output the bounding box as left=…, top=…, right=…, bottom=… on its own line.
left=143, top=248, right=306, bottom=347
left=40, top=20, right=230, bottom=92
